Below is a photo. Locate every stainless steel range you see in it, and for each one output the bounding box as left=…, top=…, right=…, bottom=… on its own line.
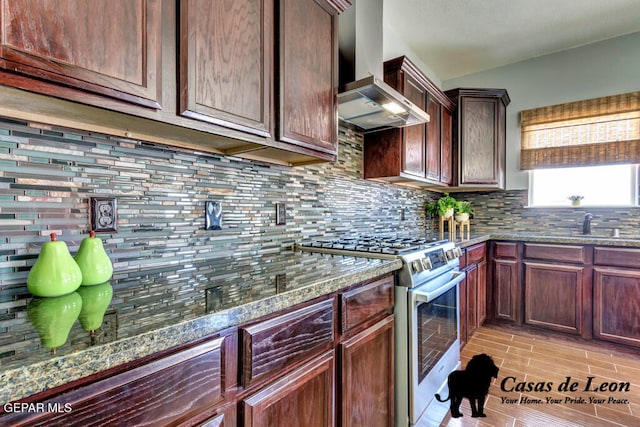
left=298, top=235, right=465, bottom=426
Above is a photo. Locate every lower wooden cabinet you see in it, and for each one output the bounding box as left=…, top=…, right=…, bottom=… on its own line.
left=1, top=274, right=395, bottom=426
left=242, top=351, right=335, bottom=427
left=459, top=276, right=468, bottom=347
left=489, top=242, right=640, bottom=349
left=339, top=316, right=394, bottom=427
left=460, top=243, right=487, bottom=347
left=593, top=267, right=640, bottom=347
left=524, top=262, right=585, bottom=335
left=466, top=264, right=478, bottom=337
left=493, top=258, right=519, bottom=323
left=1, top=333, right=236, bottom=427
left=477, top=260, right=487, bottom=326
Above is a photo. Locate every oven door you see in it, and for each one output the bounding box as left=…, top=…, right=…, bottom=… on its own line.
left=408, top=270, right=465, bottom=424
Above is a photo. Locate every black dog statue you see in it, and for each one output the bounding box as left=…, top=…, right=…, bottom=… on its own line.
left=435, top=353, right=499, bottom=418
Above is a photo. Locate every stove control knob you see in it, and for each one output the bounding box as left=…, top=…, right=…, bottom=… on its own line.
left=446, top=249, right=455, bottom=260
left=455, top=247, right=463, bottom=258
left=412, top=260, right=423, bottom=273
left=421, top=257, right=432, bottom=270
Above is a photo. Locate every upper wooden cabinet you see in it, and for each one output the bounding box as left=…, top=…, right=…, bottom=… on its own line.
left=179, top=0, right=342, bottom=161
left=364, top=56, right=454, bottom=187
left=445, top=88, right=510, bottom=190
left=179, top=0, right=273, bottom=137
left=0, top=0, right=162, bottom=109
left=0, top=0, right=350, bottom=166
left=277, top=0, right=339, bottom=156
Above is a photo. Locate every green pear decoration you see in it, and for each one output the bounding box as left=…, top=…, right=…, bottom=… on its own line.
left=75, top=231, right=113, bottom=286
left=27, top=233, right=83, bottom=297
left=77, top=282, right=113, bottom=334
left=27, top=292, right=82, bottom=355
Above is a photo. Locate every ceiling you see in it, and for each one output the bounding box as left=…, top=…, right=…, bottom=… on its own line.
left=384, top=0, right=640, bottom=81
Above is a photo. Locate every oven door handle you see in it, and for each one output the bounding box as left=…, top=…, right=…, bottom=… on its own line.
left=413, top=271, right=466, bottom=303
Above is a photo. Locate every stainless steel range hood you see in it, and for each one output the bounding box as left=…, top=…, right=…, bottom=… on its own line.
left=337, top=0, right=429, bottom=132
left=338, top=75, right=430, bottom=132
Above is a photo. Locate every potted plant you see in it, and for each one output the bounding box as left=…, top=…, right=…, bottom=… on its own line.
left=425, top=202, right=438, bottom=219
left=454, top=200, right=473, bottom=222
left=568, top=195, right=584, bottom=206
left=436, top=193, right=457, bottom=219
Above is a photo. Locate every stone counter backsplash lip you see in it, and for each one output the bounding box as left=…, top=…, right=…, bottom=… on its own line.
left=0, top=254, right=402, bottom=406
left=488, top=233, right=640, bottom=247
left=452, top=233, right=640, bottom=249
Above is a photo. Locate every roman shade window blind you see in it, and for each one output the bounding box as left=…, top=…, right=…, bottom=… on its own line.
left=520, top=91, right=640, bottom=170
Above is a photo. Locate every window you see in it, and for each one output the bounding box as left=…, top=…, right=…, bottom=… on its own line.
left=521, top=91, right=640, bottom=207
left=529, top=164, right=638, bottom=207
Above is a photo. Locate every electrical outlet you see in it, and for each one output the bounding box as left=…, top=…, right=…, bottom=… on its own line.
left=90, top=197, right=117, bottom=232
left=206, top=286, right=223, bottom=313
left=276, top=274, right=287, bottom=293
left=276, top=203, right=286, bottom=225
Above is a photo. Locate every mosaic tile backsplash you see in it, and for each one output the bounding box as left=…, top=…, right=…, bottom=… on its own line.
left=453, top=190, right=640, bottom=238
left=0, top=119, right=428, bottom=297
left=1, top=116, right=638, bottom=322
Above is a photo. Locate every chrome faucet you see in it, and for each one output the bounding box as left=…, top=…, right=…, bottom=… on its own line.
left=583, top=213, right=593, bottom=235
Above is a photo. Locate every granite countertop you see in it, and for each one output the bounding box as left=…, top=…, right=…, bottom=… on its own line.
left=0, top=249, right=402, bottom=405
left=3, top=233, right=638, bottom=405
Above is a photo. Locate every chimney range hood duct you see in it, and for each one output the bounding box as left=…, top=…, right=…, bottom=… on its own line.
left=338, top=75, right=430, bottom=132
left=337, top=0, right=429, bottom=132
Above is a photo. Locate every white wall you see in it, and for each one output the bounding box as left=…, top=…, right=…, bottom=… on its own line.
left=442, top=31, right=640, bottom=190
left=382, top=22, right=443, bottom=87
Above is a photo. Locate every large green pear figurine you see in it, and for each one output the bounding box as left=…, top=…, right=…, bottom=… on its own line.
left=27, top=292, right=82, bottom=355
left=27, top=233, right=83, bottom=297
left=75, top=231, right=113, bottom=286
left=77, top=282, right=113, bottom=334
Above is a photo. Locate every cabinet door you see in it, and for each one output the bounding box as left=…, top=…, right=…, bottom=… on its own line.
left=524, top=262, right=584, bottom=334
left=0, top=0, right=162, bottom=108
left=466, top=264, right=478, bottom=337
left=425, top=95, right=441, bottom=182
left=401, top=75, right=427, bottom=177
left=459, top=97, right=499, bottom=185
left=278, top=0, right=338, bottom=156
left=2, top=335, right=233, bottom=426
left=243, top=351, right=334, bottom=427
left=179, top=0, right=273, bottom=137
left=477, top=260, right=487, bottom=326
left=459, top=276, right=468, bottom=347
left=593, top=267, right=640, bottom=347
left=440, top=107, right=453, bottom=185
left=493, top=258, right=519, bottom=323
left=339, top=316, right=394, bottom=427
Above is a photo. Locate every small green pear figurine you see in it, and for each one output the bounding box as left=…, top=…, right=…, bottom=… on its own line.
left=77, top=282, right=113, bottom=334
left=27, top=292, right=82, bottom=355
left=75, top=231, right=113, bottom=286
left=27, top=233, right=83, bottom=297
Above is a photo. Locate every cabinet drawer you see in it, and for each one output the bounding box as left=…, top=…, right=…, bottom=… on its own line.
left=594, top=247, right=640, bottom=268
left=458, top=248, right=467, bottom=269
left=340, top=274, right=394, bottom=334
left=494, top=242, right=518, bottom=259
left=466, top=243, right=486, bottom=265
left=241, top=298, right=334, bottom=387
left=524, top=243, right=586, bottom=264
left=4, top=335, right=230, bottom=426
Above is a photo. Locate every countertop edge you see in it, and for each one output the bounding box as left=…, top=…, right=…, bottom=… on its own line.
left=454, top=233, right=640, bottom=249
left=1, top=258, right=402, bottom=405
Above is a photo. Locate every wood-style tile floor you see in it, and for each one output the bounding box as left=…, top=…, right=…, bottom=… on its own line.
left=419, top=325, right=640, bottom=427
